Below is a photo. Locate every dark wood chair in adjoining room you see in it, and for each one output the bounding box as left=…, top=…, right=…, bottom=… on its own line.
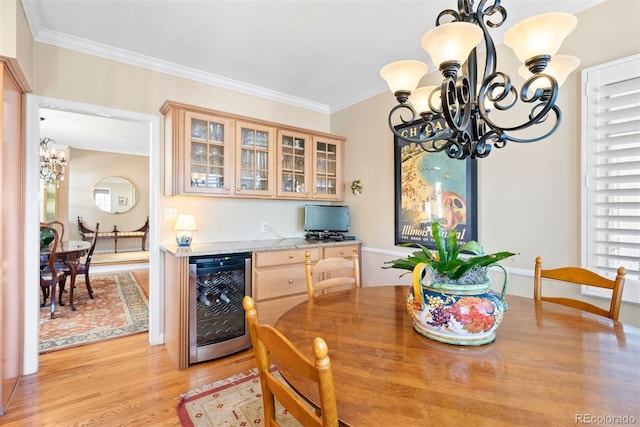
left=43, top=220, right=65, bottom=241
left=40, top=224, right=65, bottom=319
left=60, top=223, right=100, bottom=299
left=304, top=249, right=360, bottom=300
left=533, top=256, right=626, bottom=321
left=243, top=296, right=339, bottom=427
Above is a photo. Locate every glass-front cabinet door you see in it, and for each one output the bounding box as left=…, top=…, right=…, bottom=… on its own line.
left=277, top=130, right=311, bottom=198
left=312, top=136, right=343, bottom=201
left=184, top=111, right=233, bottom=195
left=235, top=121, right=275, bottom=197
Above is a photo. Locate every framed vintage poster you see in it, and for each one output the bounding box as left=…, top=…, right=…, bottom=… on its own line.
left=394, top=137, right=478, bottom=249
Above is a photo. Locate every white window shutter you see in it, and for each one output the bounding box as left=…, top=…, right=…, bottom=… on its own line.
left=582, top=54, right=640, bottom=303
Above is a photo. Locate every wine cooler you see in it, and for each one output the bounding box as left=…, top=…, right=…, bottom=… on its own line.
left=188, top=252, right=252, bottom=364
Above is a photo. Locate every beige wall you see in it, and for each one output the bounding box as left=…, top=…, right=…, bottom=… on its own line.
left=68, top=149, right=150, bottom=252
left=332, top=0, right=640, bottom=326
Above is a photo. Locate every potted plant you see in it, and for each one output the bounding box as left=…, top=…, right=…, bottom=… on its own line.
left=384, top=222, right=516, bottom=346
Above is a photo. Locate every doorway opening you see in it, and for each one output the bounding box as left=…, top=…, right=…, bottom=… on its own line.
left=25, top=95, right=161, bottom=374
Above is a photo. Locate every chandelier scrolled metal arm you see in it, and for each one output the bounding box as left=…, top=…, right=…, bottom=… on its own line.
left=380, top=0, right=579, bottom=160
left=40, top=137, right=68, bottom=187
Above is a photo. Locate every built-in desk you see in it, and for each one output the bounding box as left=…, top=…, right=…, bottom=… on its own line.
left=160, top=238, right=362, bottom=369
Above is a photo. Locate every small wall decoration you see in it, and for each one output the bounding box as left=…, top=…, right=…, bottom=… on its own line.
left=118, top=196, right=128, bottom=206
left=394, top=134, right=477, bottom=249
left=351, top=179, right=363, bottom=195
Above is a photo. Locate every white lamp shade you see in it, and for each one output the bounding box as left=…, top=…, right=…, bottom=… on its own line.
left=174, top=214, right=198, bottom=231
left=380, top=60, right=428, bottom=95
left=421, top=22, right=483, bottom=68
left=504, top=12, right=577, bottom=63
left=410, top=86, right=440, bottom=115
left=518, top=55, right=580, bottom=89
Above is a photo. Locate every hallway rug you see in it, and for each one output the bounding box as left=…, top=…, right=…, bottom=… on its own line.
left=39, top=272, right=148, bottom=353
left=177, top=368, right=303, bottom=427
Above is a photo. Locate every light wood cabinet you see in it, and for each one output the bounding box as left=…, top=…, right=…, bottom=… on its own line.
left=323, top=244, right=359, bottom=259
left=312, top=136, right=344, bottom=201
left=276, top=129, right=311, bottom=198
left=235, top=121, right=276, bottom=197
left=252, top=243, right=361, bottom=325
left=161, top=101, right=345, bottom=200
left=183, top=111, right=234, bottom=195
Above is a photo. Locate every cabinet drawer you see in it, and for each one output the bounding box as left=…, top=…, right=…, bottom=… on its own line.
left=254, top=265, right=308, bottom=300
left=255, top=248, right=320, bottom=268
left=324, top=245, right=359, bottom=259
left=256, top=294, right=308, bottom=326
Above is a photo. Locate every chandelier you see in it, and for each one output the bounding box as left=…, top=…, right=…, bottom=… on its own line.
left=39, top=137, right=67, bottom=186
left=380, top=0, right=580, bottom=160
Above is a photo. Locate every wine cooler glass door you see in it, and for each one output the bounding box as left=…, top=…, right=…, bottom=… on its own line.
left=188, top=253, right=252, bottom=364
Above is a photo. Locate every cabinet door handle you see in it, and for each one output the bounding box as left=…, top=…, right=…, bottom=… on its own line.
left=339, top=250, right=344, bottom=255
left=288, top=255, right=294, bottom=259
left=236, top=188, right=241, bottom=191
left=288, top=279, right=294, bottom=284
left=225, top=186, right=230, bottom=191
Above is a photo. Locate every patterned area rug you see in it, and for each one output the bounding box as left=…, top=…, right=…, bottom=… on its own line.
left=177, top=368, right=303, bottom=427
left=39, top=272, right=149, bottom=353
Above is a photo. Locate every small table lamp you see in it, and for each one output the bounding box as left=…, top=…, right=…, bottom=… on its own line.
left=174, top=214, right=197, bottom=247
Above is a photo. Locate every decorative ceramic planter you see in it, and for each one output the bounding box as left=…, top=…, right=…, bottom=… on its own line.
left=407, top=263, right=508, bottom=346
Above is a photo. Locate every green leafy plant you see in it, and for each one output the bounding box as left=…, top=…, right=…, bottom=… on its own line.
left=383, top=222, right=515, bottom=281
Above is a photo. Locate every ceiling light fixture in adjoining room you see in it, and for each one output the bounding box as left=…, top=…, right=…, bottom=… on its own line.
left=39, top=137, right=68, bottom=187
left=380, top=0, right=580, bottom=160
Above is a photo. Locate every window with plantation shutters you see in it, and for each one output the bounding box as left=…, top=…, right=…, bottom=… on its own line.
left=582, top=54, right=640, bottom=303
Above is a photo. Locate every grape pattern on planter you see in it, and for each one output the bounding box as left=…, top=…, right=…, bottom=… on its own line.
left=425, top=294, right=454, bottom=327
left=428, top=306, right=451, bottom=327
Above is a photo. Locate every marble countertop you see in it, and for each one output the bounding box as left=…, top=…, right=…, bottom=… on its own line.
left=160, top=238, right=361, bottom=257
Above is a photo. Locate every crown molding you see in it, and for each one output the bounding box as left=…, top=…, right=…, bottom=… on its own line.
left=35, top=28, right=331, bottom=115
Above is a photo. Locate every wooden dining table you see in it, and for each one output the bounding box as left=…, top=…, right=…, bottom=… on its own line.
left=274, top=286, right=640, bottom=426
left=40, top=240, right=90, bottom=311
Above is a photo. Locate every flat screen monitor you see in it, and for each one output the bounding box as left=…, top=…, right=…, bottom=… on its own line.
left=304, top=205, right=349, bottom=233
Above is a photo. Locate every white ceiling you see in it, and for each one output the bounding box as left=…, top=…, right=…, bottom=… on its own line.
left=39, top=108, right=150, bottom=156
left=24, top=0, right=604, bottom=155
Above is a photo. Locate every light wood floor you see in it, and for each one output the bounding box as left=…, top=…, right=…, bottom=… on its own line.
left=2, top=270, right=257, bottom=426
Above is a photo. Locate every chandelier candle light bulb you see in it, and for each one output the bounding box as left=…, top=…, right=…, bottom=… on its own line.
left=380, top=1, right=579, bottom=160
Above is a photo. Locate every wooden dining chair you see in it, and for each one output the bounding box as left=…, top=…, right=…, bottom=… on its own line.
left=40, top=224, right=65, bottom=319
left=305, top=249, right=360, bottom=300
left=243, top=296, right=338, bottom=427
left=533, top=256, right=626, bottom=321
left=60, top=222, right=100, bottom=299
left=46, top=220, right=65, bottom=241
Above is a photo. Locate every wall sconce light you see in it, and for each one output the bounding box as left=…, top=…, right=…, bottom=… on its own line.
left=174, top=214, right=198, bottom=247
left=351, top=180, right=363, bottom=195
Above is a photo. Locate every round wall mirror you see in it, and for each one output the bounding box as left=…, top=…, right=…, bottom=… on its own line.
left=93, top=176, right=138, bottom=214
